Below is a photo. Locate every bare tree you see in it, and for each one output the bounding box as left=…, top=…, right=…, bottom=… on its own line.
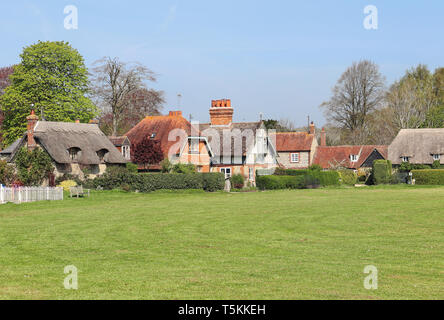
left=320, top=60, right=386, bottom=144
left=90, top=57, right=163, bottom=135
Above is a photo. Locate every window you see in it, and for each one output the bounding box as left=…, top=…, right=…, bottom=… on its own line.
left=68, top=147, right=81, bottom=161
left=433, top=154, right=440, bottom=161
left=189, top=139, right=199, bottom=154
left=122, top=145, right=131, bottom=160
left=220, top=168, right=231, bottom=179
left=401, top=156, right=410, bottom=163
left=350, top=154, right=359, bottom=162
left=249, top=167, right=254, bottom=181
left=150, top=133, right=156, bottom=139
left=290, top=153, right=299, bottom=163
left=96, top=149, right=109, bottom=162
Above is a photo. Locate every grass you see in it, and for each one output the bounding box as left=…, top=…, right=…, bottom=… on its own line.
left=0, top=186, right=443, bottom=299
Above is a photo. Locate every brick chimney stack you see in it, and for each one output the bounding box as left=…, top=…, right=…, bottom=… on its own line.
left=309, top=121, right=315, bottom=135
left=209, top=99, right=233, bottom=126
left=320, top=127, right=326, bottom=146
left=26, top=109, right=39, bottom=150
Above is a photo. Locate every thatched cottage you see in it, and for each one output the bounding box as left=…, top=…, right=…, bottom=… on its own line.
left=388, top=129, right=444, bottom=165
left=0, top=111, right=128, bottom=183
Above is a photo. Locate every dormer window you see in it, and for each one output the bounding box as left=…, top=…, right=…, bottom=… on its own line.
left=68, top=147, right=81, bottom=162
left=350, top=154, right=359, bottom=162
left=433, top=154, right=440, bottom=161
left=401, top=156, right=410, bottom=163
left=150, top=133, right=156, bottom=139
left=122, top=145, right=131, bottom=160
left=96, top=149, right=109, bottom=162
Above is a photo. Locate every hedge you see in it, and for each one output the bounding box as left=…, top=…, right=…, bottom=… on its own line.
left=372, top=160, right=392, bottom=185
left=338, top=169, right=357, bottom=185
left=86, top=172, right=225, bottom=192
left=274, top=169, right=340, bottom=186
left=411, top=169, right=444, bottom=185
left=256, top=175, right=308, bottom=190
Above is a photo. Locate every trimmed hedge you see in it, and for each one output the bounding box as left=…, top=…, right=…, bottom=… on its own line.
left=372, top=160, right=392, bottom=185
left=274, top=168, right=340, bottom=186
left=256, top=175, right=307, bottom=190
left=87, top=172, right=225, bottom=192
left=231, top=174, right=245, bottom=189
left=411, top=169, right=444, bottom=185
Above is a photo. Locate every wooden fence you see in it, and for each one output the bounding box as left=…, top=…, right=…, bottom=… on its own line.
left=0, top=186, right=64, bottom=204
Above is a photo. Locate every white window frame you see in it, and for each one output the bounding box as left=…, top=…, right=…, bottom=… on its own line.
left=189, top=139, right=199, bottom=154
left=290, top=153, right=299, bottom=163
left=122, top=145, right=130, bottom=160
left=350, top=154, right=359, bottom=162
left=220, top=168, right=232, bottom=179
left=401, top=156, right=410, bottom=163
left=432, top=154, right=440, bottom=161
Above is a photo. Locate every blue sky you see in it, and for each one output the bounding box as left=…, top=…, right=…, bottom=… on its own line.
left=1, top=1, right=443, bottom=127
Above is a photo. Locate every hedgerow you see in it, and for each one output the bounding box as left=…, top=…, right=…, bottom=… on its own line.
left=411, top=169, right=444, bottom=185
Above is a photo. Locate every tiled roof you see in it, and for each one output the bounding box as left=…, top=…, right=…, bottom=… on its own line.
left=271, top=132, right=314, bottom=152
left=313, top=145, right=388, bottom=169
left=125, top=113, right=199, bottom=157
left=108, top=136, right=129, bottom=147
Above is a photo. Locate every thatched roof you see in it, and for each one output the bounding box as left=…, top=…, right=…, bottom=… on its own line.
left=388, top=129, right=444, bottom=164
left=33, top=121, right=127, bottom=165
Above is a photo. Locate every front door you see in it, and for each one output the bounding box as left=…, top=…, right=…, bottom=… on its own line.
left=220, top=168, right=232, bottom=179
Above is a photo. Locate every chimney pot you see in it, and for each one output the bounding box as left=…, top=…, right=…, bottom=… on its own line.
left=209, top=99, right=233, bottom=126
left=26, top=110, right=39, bottom=150
left=309, top=121, right=315, bottom=135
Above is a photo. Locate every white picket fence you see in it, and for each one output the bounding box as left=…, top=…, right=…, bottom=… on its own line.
left=0, top=185, right=64, bottom=204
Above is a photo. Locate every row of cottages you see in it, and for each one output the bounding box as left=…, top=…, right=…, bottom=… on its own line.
left=272, top=124, right=388, bottom=170
left=0, top=111, right=128, bottom=185
left=125, top=99, right=277, bottom=182
left=388, top=129, right=444, bottom=165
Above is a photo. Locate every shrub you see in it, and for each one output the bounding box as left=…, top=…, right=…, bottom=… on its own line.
left=126, top=162, right=138, bottom=174
left=308, top=164, right=322, bottom=171
left=172, top=163, right=196, bottom=174
left=231, top=174, right=245, bottom=189
left=411, top=169, right=444, bottom=185
left=0, top=160, right=16, bottom=186
left=338, top=169, right=357, bottom=185
left=372, top=160, right=392, bottom=185
left=14, top=147, right=54, bottom=186
left=256, top=175, right=309, bottom=190
left=273, top=168, right=340, bottom=186
left=90, top=171, right=224, bottom=192
left=57, top=180, right=77, bottom=192
left=399, top=162, right=431, bottom=172
left=160, top=158, right=173, bottom=173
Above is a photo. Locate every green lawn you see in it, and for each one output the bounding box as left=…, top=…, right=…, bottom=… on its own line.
left=0, top=186, right=443, bottom=300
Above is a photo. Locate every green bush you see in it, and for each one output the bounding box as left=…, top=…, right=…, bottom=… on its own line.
left=0, top=160, right=16, bottom=186
left=372, top=160, right=392, bottom=185
left=399, top=162, right=431, bottom=172
left=411, top=169, right=444, bottom=185
left=126, top=162, right=138, bottom=174
left=338, top=169, right=357, bottom=185
left=231, top=174, right=245, bottom=189
left=273, top=168, right=339, bottom=186
left=256, top=175, right=312, bottom=190
left=172, top=163, right=196, bottom=174
left=14, top=147, right=54, bottom=186
left=89, top=171, right=224, bottom=192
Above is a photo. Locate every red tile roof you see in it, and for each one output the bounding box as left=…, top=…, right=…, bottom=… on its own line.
left=271, top=132, right=315, bottom=152
left=125, top=113, right=198, bottom=157
left=313, top=145, right=388, bottom=169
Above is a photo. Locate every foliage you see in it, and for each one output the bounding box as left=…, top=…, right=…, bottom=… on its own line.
left=372, top=160, right=392, bottom=185
left=172, top=163, right=196, bottom=174
left=308, top=164, right=322, bottom=171
left=132, top=139, right=164, bottom=168
left=338, top=169, right=357, bottom=185
left=160, top=158, right=173, bottom=173
left=399, top=162, right=431, bottom=172
left=55, top=173, right=82, bottom=186
left=411, top=169, right=444, bottom=185
left=57, top=180, right=77, bottom=192
left=431, top=160, right=442, bottom=169
left=126, top=162, right=138, bottom=174
left=231, top=174, right=245, bottom=189
left=0, top=160, right=16, bottom=186
left=0, top=41, right=98, bottom=145
left=273, top=168, right=340, bottom=186
left=90, top=170, right=224, bottom=192
left=256, top=175, right=317, bottom=190
left=14, top=147, right=54, bottom=186
left=262, top=119, right=296, bottom=132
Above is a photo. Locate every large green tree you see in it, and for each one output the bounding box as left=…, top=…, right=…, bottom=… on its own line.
left=0, top=41, right=98, bottom=145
